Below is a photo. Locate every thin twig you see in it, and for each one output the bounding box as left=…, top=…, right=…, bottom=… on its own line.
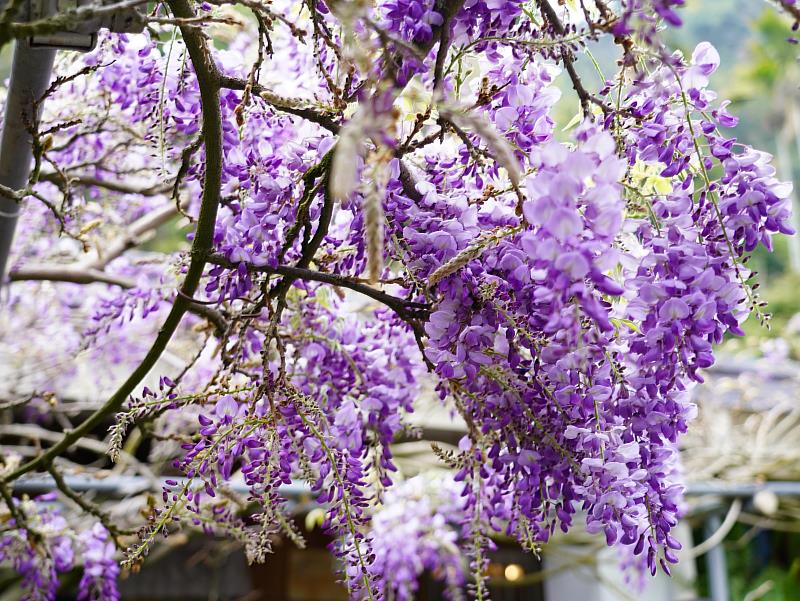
left=538, top=0, right=610, bottom=117
left=218, top=75, right=341, bottom=132
left=47, top=466, right=136, bottom=541
left=206, top=253, right=430, bottom=320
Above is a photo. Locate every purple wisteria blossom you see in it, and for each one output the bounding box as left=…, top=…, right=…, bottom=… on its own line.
left=77, top=525, right=120, bottom=601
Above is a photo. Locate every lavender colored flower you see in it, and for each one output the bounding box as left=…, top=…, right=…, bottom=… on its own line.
left=78, top=524, right=120, bottom=601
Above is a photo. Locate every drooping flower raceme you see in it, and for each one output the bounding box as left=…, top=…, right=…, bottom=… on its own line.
left=0, top=496, right=73, bottom=601
left=78, top=524, right=120, bottom=601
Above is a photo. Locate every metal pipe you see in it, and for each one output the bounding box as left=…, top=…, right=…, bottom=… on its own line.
left=704, top=512, right=730, bottom=601
left=0, top=42, right=56, bottom=285
left=686, top=481, right=800, bottom=497
left=12, top=474, right=313, bottom=498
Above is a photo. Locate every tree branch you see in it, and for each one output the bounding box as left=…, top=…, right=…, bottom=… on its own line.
left=0, top=0, right=224, bottom=485
left=38, top=171, right=172, bottom=197
left=9, top=263, right=227, bottom=336
left=9, top=265, right=135, bottom=288
left=0, top=0, right=146, bottom=47
left=398, top=160, right=424, bottom=202
left=538, top=0, right=609, bottom=117
left=218, top=75, right=341, bottom=133
left=89, top=199, right=188, bottom=270
left=432, top=8, right=454, bottom=92
left=47, top=466, right=136, bottom=540
left=774, top=0, right=800, bottom=22
left=206, top=253, right=430, bottom=320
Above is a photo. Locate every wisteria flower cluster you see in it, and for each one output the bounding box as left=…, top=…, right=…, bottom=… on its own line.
left=0, top=493, right=118, bottom=601
left=367, top=473, right=469, bottom=600
left=0, top=0, right=796, bottom=599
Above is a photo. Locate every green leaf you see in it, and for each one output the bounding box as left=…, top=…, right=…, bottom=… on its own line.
left=562, top=104, right=583, bottom=131
left=611, top=318, right=642, bottom=335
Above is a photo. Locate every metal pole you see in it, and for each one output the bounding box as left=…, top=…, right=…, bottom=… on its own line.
left=687, top=481, right=800, bottom=497
left=0, top=42, right=56, bottom=284
left=704, top=513, right=730, bottom=601
left=11, top=474, right=313, bottom=498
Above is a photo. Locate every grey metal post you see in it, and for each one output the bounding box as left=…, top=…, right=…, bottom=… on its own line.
left=704, top=512, right=730, bottom=601
left=0, top=42, right=56, bottom=284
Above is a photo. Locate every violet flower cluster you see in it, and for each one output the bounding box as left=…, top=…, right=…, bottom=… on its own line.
left=77, top=524, right=120, bottom=601
left=367, top=474, right=468, bottom=601
left=0, top=494, right=118, bottom=601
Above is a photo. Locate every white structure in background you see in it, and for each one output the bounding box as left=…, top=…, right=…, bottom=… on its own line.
left=543, top=523, right=697, bottom=601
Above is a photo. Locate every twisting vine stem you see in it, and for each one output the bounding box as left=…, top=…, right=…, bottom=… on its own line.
left=0, top=0, right=224, bottom=485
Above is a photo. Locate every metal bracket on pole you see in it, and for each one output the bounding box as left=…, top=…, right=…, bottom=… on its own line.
left=27, top=0, right=145, bottom=50
left=0, top=0, right=145, bottom=287
left=704, top=512, right=730, bottom=601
